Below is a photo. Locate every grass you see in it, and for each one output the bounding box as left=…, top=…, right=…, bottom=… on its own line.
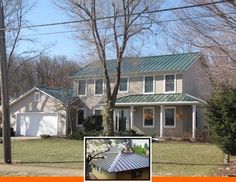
left=0, top=138, right=229, bottom=176
left=0, top=138, right=84, bottom=169
left=152, top=142, right=224, bottom=176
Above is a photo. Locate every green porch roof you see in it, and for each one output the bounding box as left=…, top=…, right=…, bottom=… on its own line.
left=115, top=93, right=206, bottom=105
left=71, top=52, right=201, bottom=78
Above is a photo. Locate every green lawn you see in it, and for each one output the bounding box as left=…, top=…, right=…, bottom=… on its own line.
left=0, top=139, right=229, bottom=176
left=152, top=142, right=224, bottom=176
left=0, top=138, right=84, bottom=169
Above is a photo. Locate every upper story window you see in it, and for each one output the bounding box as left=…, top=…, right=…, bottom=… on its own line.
left=95, top=79, right=103, bottom=95
left=119, top=77, right=128, bottom=92
left=34, top=92, right=40, bottom=102
left=144, top=76, right=154, bottom=93
left=165, top=75, right=175, bottom=93
left=78, top=80, right=86, bottom=96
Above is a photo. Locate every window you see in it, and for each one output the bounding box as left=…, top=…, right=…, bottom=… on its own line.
left=78, top=80, right=86, bottom=95
left=119, top=77, right=128, bottom=92
left=76, top=109, right=85, bottom=126
left=94, top=109, right=102, bottom=115
left=143, top=107, right=154, bottom=127
left=144, top=76, right=154, bottom=93
left=34, top=92, right=40, bottom=102
left=95, top=79, right=103, bottom=95
left=164, top=107, right=176, bottom=128
left=165, top=75, right=175, bottom=92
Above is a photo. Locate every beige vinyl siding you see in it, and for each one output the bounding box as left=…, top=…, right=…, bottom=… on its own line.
left=176, top=74, right=183, bottom=93
left=183, top=57, right=211, bottom=100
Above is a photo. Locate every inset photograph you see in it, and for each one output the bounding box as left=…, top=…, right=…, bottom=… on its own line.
left=84, top=137, right=151, bottom=181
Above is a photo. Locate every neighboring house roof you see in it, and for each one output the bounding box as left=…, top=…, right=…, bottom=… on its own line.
left=71, top=52, right=201, bottom=78
left=91, top=146, right=149, bottom=173
left=10, top=87, right=75, bottom=106
left=115, top=93, right=206, bottom=106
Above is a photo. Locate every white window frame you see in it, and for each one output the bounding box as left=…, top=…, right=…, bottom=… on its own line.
left=143, top=76, right=155, bottom=94
left=34, top=92, right=40, bottom=102
left=118, top=77, right=129, bottom=93
left=76, top=108, right=86, bottom=127
left=94, top=78, right=104, bottom=96
left=164, top=107, right=176, bottom=128
left=77, top=80, right=87, bottom=96
left=143, top=107, right=155, bottom=128
left=93, top=108, right=103, bottom=115
left=164, top=74, right=176, bottom=93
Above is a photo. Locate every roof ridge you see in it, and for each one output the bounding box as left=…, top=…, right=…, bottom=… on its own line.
left=108, top=151, right=122, bottom=173
left=103, top=52, right=201, bottom=62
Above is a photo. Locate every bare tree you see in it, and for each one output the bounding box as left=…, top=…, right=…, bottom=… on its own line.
left=35, top=55, right=80, bottom=89
left=3, top=0, right=48, bottom=81
left=164, top=0, right=236, bottom=88
left=58, top=0, right=161, bottom=135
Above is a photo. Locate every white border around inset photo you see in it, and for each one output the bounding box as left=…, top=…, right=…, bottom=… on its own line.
left=84, top=136, right=152, bottom=182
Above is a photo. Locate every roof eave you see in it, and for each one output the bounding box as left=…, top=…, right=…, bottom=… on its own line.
left=115, top=101, right=204, bottom=106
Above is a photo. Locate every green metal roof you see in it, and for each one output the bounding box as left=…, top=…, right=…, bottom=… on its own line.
left=115, top=93, right=206, bottom=105
left=39, top=87, right=75, bottom=104
left=71, top=52, right=201, bottom=78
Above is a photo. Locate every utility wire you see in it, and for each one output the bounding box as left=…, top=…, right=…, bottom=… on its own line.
left=22, top=11, right=236, bottom=37
left=1, top=0, right=230, bottom=32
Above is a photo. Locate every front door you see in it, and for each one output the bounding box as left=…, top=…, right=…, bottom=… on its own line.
left=115, top=109, right=130, bottom=132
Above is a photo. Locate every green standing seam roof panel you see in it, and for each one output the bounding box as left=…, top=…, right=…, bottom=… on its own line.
left=39, top=87, right=74, bottom=104
left=115, top=93, right=205, bottom=104
left=71, top=52, right=201, bottom=78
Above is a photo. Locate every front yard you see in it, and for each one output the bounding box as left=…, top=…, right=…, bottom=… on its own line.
left=0, top=138, right=234, bottom=176
left=0, top=139, right=84, bottom=169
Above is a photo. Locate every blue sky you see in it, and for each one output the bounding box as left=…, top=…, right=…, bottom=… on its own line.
left=19, top=0, right=181, bottom=62
left=21, top=0, right=79, bottom=60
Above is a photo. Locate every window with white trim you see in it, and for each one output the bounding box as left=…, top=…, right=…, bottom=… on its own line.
left=34, top=92, right=40, bottom=102
left=119, top=77, right=128, bottom=92
left=95, top=79, right=103, bottom=95
left=143, top=107, right=154, bottom=127
left=164, top=107, right=176, bottom=127
left=78, top=80, right=86, bottom=95
left=76, top=109, right=85, bottom=126
left=144, top=76, right=154, bottom=93
left=165, top=75, right=175, bottom=92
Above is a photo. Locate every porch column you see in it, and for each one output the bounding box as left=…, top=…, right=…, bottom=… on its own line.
left=192, top=105, right=197, bottom=140
left=160, top=105, right=164, bottom=138
left=130, top=106, right=134, bottom=130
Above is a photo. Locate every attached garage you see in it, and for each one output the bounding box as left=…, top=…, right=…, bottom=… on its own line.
left=16, top=113, right=58, bottom=136
left=10, top=87, right=75, bottom=137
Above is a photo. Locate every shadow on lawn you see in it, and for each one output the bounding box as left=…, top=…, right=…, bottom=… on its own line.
left=15, top=160, right=84, bottom=164
left=152, top=161, right=224, bottom=166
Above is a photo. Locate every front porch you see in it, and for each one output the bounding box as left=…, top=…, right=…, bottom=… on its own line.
left=114, top=93, right=206, bottom=140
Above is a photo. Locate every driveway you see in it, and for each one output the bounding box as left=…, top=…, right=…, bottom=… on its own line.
left=0, top=164, right=84, bottom=176
left=10, top=137, right=41, bottom=141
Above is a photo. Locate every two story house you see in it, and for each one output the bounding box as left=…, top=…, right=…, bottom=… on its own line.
left=71, top=52, right=210, bottom=139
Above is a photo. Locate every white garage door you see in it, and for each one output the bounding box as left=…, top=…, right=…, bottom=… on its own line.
left=16, top=113, right=58, bottom=136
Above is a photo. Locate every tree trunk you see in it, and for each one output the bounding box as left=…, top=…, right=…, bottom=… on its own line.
left=224, top=153, right=230, bottom=164
left=102, top=104, right=114, bottom=136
